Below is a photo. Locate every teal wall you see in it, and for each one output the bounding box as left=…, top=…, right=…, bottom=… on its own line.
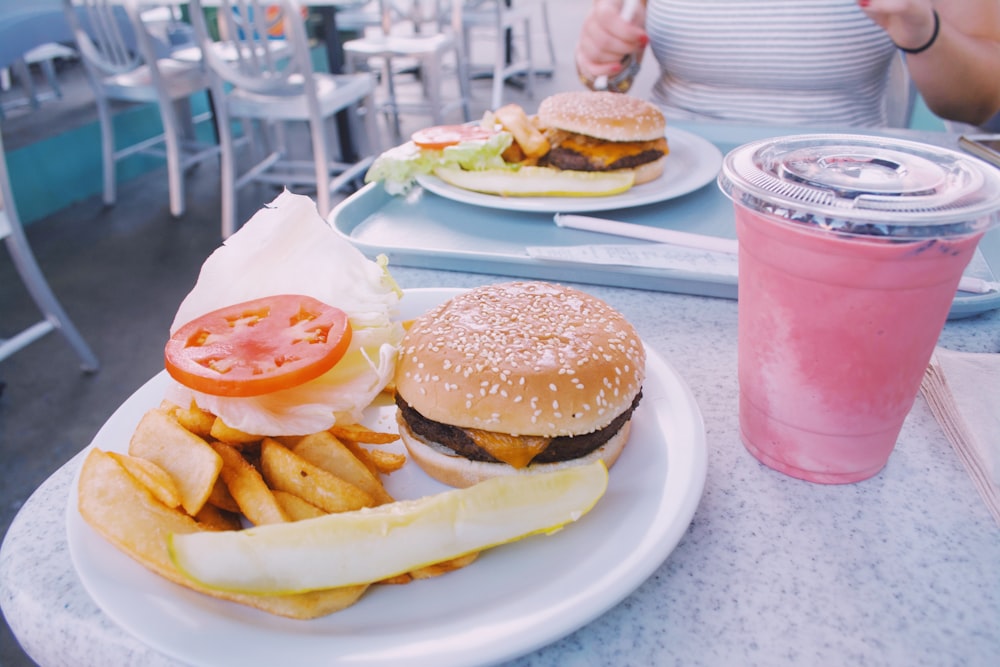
left=6, top=45, right=332, bottom=225
left=7, top=92, right=215, bottom=223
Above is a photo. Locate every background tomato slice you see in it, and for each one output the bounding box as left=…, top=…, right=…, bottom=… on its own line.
left=411, top=125, right=494, bottom=150
left=165, top=295, right=352, bottom=398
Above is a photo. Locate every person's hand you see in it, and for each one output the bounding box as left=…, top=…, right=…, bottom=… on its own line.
left=857, top=0, right=938, bottom=52
left=575, top=0, right=648, bottom=81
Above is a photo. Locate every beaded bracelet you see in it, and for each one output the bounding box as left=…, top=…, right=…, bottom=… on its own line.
left=896, top=9, right=940, bottom=55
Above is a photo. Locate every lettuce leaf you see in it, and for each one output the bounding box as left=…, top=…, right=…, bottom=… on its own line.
left=166, top=191, right=405, bottom=436
left=364, top=132, right=514, bottom=195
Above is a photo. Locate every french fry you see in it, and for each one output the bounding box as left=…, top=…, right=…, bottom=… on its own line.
left=378, top=552, right=481, bottom=585
left=207, top=477, right=241, bottom=514
left=212, top=442, right=288, bottom=525
left=128, top=408, right=222, bottom=516
left=107, top=451, right=181, bottom=509
left=292, top=431, right=394, bottom=505
left=409, top=552, right=480, bottom=580
left=78, top=449, right=369, bottom=619
left=260, top=438, right=375, bottom=513
left=495, top=103, right=550, bottom=160
left=210, top=418, right=261, bottom=446
left=338, top=438, right=380, bottom=476
left=172, top=401, right=216, bottom=439
left=366, top=449, right=407, bottom=474
left=195, top=503, right=243, bottom=531
left=330, top=423, right=400, bottom=445
left=273, top=490, right=327, bottom=521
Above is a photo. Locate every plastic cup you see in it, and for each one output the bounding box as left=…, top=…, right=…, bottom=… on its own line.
left=718, top=134, right=1000, bottom=483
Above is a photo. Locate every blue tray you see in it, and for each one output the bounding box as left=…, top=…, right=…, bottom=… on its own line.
left=330, top=123, right=1000, bottom=320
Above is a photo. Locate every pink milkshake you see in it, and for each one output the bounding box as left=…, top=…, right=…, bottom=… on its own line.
left=719, top=134, right=1000, bottom=483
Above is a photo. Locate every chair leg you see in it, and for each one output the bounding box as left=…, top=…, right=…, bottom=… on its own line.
left=539, top=0, right=557, bottom=69
left=217, top=106, right=238, bottom=238
left=309, top=117, right=332, bottom=219
left=457, top=51, right=472, bottom=122
left=40, top=58, right=63, bottom=99
left=383, top=56, right=402, bottom=143
left=161, top=99, right=187, bottom=218
left=359, top=85, right=381, bottom=156
left=95, top=95, right=117, bottom=207
left=12, top=60, right=40, bottom=110
left=491, top=36, right=506, bottom=111
left=2, top=221, right=99, bottom=371
left=424, top=55, right=445, bottom=126
left=522, top=16, right=535, bottom=100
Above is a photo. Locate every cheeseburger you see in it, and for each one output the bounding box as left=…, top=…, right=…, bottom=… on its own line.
left=537, top=91, right=669, bottom=185
left=395, top=281, right=646, bottom=488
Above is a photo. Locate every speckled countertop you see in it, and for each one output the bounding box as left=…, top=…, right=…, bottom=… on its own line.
left=3, top=264, right=999, bottom=667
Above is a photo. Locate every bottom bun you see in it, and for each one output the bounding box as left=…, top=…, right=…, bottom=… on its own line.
left=630, top=155, right=666, bottom=185
left=397, top=413, right=632, bottom=489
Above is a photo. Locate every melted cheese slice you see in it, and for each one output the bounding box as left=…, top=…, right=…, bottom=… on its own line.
left=556, top=135, right=669, bottom=169
left=465, top=429, right=552, bottom=469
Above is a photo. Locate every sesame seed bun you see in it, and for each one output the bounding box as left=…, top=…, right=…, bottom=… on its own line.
left=537, top=91, right=666, bottom=143
left=630, top=155, right=667, bottom=185
left=394, top=282, right=645, bottom=485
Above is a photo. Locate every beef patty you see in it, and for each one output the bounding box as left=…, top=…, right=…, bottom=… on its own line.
left=544, top=147, right=665, bottom=172
left=395, top=391, right=643, bottom=465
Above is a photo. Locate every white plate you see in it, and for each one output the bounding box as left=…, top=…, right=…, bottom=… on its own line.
left=66, top=288, right=707, bottom=667
left=415, top=127, right=724, bottom=213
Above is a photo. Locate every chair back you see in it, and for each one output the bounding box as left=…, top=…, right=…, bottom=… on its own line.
left=380, top=0, right=457, bottom=36
left=188, top=0, right=315, bottom=98
left=62, top=0, right=143, bottom=77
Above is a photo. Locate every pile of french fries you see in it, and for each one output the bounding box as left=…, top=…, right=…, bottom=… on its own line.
left=491, top=103, right=551, bottom=165
left=130, top=400, right=406, bottom=528
left=77, top=398, right=476, bottom=619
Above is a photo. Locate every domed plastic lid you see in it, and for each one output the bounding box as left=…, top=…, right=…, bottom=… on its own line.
left=718, top=134, right=1000, bottom=238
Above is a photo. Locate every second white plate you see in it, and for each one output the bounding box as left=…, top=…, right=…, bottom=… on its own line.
left=66, top=287, right=708, bottom=667
left=415, top=127, right=724, bottom=213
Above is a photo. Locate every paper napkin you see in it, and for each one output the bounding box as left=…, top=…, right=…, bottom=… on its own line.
left=921, top=348, right=1000, bottom=527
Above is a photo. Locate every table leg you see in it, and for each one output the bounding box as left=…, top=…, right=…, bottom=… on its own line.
left=315, top=6, right=358, bottom=163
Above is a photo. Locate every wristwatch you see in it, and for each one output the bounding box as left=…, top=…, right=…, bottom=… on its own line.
left=580, top=53, right=641, bottom=93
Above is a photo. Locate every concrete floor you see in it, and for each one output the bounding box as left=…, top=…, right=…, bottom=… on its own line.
left=0, top=5, right=595, bottom=665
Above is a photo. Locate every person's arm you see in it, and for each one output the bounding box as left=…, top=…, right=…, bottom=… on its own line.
left=860, top=0, right=1000, bottom=126
left=574, top=0, right=648, bottom=88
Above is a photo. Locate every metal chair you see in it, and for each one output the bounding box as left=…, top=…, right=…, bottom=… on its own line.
left=188, top=0, right=379, bottom=237
left=0, top=7, right=80, bottom=120
left=62, top=0, right=220, bottom=218
left=343, top=0, right=471, bottom=142
left=0, top=127, right=98, bottom=371
left=461, top=0, right=556, bottom=110
left=0, top=43, right=78, bottom=120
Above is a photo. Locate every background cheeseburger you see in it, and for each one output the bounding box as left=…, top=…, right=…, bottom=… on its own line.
left=394, top=281, right=646, bottom=488
left=536, top=90, right=669, bottom=185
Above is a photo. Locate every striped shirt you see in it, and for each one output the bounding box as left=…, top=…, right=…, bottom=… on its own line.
left=645, top=0, right=900, bottom=127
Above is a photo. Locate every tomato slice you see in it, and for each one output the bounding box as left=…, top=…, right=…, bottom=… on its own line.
left=165, top=295, right=352, bottom=398
left=411, top=124, right=495, bottom=150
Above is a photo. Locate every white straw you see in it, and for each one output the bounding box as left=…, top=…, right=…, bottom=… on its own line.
left=554, top=214, right=739, bottom=254
left=551, top=214, right=999, bottom=295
